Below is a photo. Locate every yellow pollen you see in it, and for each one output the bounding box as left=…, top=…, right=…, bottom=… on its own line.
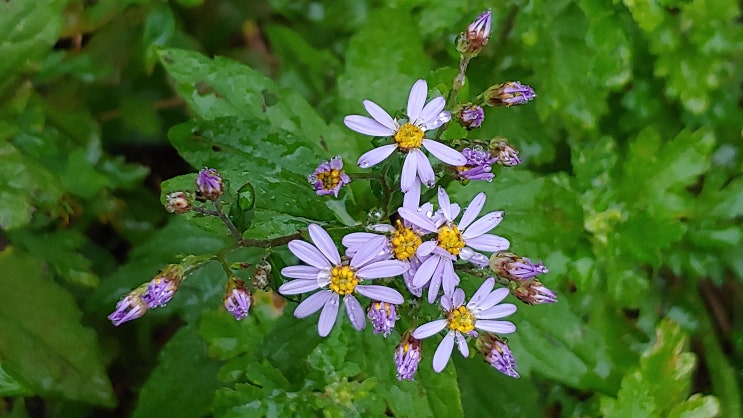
left=438, top=224, right=465, bottom=255
left=391, top=221, right=422, bottom=261
left=316, top=169, right=342, bottom=191
left=447, top=305, right=476, bottom=333
left=393, top=123, right=424, bottom=150
left=329, top=265, right=358, bottom=295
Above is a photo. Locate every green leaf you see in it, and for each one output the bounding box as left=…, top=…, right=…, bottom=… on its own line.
left=667, top=394, right=720, bottom=418
left=0, top=248, right=114, bottom=406
left=132, top=324, right=222, bottom=418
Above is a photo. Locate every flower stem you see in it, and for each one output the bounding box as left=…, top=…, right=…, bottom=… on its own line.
left=214, top=200, right=246, bottom=245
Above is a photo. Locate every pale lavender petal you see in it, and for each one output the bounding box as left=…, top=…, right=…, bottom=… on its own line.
left=358, top=144, right=398, bottom=168
left=451, top=288, right=465, bottom=308
left=309, top=224, right=340, bottom=265
left=342, top=232, right=381, bottom=249
left=281, top=265, right=321, bottom=280
left=412, top=319, right=448, bottom=339
left=433, top=331, right=455, bottom=372
left=403, top=180, right=421, bottom=209
left=318, top=292, right=340, bottom=336
left=455, top=332, right=469, bottom=357
left=401, top=151, right=419, bottom=193
left=424, top=110, right=451, bottom=130
left=438, top=187, right=453, bottom=221
left=459, top=193, right=486, bottom=230
left=356, top=259, right=409, bottom=279
left=427, top=257, right=447, bottom=304
left=440, top=292, right=454, bottom=311
left=475, top=320, right=516, bottom=334
left=478, top=287, right=510, bottom=310
left=477, top=303, right=517, bottom=320
left=418, top=96, right=446, bottom=128
left=356, top=285, right=404, bottom=304
left=279, top=279, right=323, bottom=295
left=288, top=240, right=332, bottom=269
left=344, top=115, right=395, bottom=137
left=350, top=236, right=388, bottom=269
left=462, top=211, right=505, bottom=239
left=468, top=278, right=495, bottom=309
left=422, top=140, right=467, bottom=165
left=413, top=149, right=436, bottom=188
left=294, top=290, right=333, bottom=318
left=460, top=248, right=490, bottom=267
left=345, top=295, right=366, bottom=331
left=413, top=255, right=440, bottom=287
left=399, top=208, right=437, bottom=233
left=363, top=100, right=396, bottom=130
left=441, top=258, right=460, bottom=296
left=465, top=235, right=510, bottom=253
left=449, top=203, right=461, bottom=221
left=416, top=240, right=438, bottom=256
left=407, top=79, right=427, bottom=122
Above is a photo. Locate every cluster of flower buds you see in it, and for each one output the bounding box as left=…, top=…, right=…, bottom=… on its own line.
left=108, top=264, right=185, bottom=326
left=164, top=167, right=224, bottom=213
left=489, top=252, right=557, bottom=305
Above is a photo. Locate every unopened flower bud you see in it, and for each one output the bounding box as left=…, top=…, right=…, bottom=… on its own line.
left=367, top=301, right=399, bottom=337
left=511, top=279, right=558, bottom=305
left=308, top=156, right=351, bottom=198
left=196, top=168, right=223, bottom=200
left=456, top=9, right=492, bottom=57
left=224, top=277, right=252, bottom=320
left=458, top=104, right=485, bottom=129
left=489, top=251, right=548, bottom=280
left=252, top=259, right=272, bottom=290
left=165, top=191, right=193, bottom=214
left=484, top=81, right=536, bottom=107
left=143, top=264, right=184, bottom=308
left=490, top=138, right=521, bottom=167
left=456, top=146, right=496, bottom=182
left=477, top=334, right=519, bottom=378
left=108, top=284, right=149, bottom=326
left=394, top=332, right=423, bottom=381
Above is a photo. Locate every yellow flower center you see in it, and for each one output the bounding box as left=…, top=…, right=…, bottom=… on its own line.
left=394, top=123, right=424, bottom=150
left=329, top=265, right=358, bottom=295
left=391, top=221, right=422, bottom=261
left=316, top=169, right=343, bottom=191
left=447, top=305, right=476, bottom=333
left=438, top=224, right=465, bottom=255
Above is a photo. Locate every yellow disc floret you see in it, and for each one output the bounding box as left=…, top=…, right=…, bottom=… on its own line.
left=447, top=305, right=476, bottom=333
left=438, top=224, right=465, bottom=255
left=394, top=123, right=424, bottom=150
left=391, top=221, right=422, bottom=261
left=329, top=265, right=358, bottom=295
left=316, top=169, right=342, bottom=191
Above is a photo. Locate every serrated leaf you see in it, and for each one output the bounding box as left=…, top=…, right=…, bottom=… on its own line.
left=0, top=248, right=114, bottom=406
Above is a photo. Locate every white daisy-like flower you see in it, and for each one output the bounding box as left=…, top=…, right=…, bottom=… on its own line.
left=344, top=79, right=467, bottom=192
left=412, top=278, right=517, bottom=372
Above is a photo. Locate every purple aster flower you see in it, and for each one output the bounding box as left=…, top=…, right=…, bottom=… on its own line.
left=394, top=332, right=423, bottom=381
left=412, top=278, right=517, bottom=372
left=491, top=138, right=521, bottom=167
left=142, top=264, right=183, bottom=308
left=308, top=156, right=352, bottom=198
left=458, top=105, right=485, bottom=129
left=108, top=285, right=148, bottom=326
left=279, top=224, right=408, bottom=337
left=224, top=277, right=252, bottom=320
left=164, top=191, right=193, bottom=214
left=484, top=81, right=536, bottom=107
left=456, top=9, right=492, bottom=57
left=398, top=187, right=510, bottom=303
left=367, top=301, right=399, bottom=337
left=489, top=252, right=548, bottom=280
left=196, top=168, right=223, bottom=200
left=344, top=79, right=467, bottom=192
left=478, top=334, right=519, bottom=378
left=456, top=146, right=496, bottom=182
left=512, top=279, right=558, bottom=305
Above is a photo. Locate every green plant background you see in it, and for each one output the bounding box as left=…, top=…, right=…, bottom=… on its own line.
left=0, top=0, right=741, bottom=417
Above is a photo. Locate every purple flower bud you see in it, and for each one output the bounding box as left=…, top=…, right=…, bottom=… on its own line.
left=477, top=334, right=519, bottom=378
left=489, top=252, right=548, bottom=280
left=484, top=81, right=536, bottom=107
left=512, top=280, right=558, bottom=305
left=108, top=285, right=149, bottom=326
left=224, top=277, right=252, bottom=320
left=490, top=138, right=521, bottom=167
left=142, top=264, right=184, bottom=308
left=308, top=156, right=351, bottom=198
left=394, top=332, right=422, bottom=381
left=456, top=146, right=496, bottom=182
left=367, top=301, right=398, bottom=337
left=196, top=168, right=223, bottom=200
left=164, top=191, right=193, bottom=214
left=456, top=9, right=492, bottom=57
left=458, top=105, right=485, bottom=129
